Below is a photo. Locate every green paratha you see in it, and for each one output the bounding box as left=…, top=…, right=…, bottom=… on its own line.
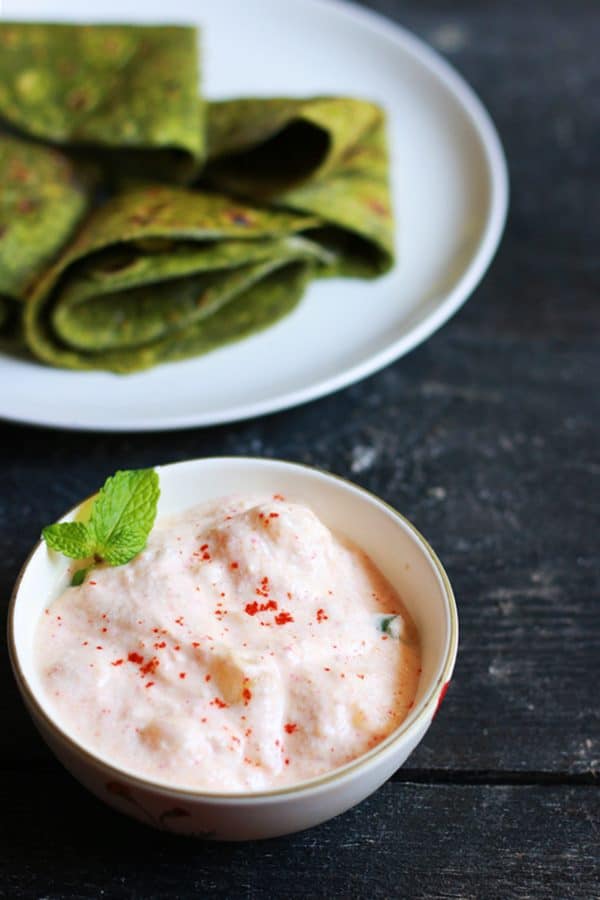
left=0, top=133, right=91, bottom=348
left=0, top=22, right=204, bottom=182
left=0, top=21, right=396, bottom=374
left=24, top=184, right=329, bottom=372
left=204, top=97, right=395, bottom=276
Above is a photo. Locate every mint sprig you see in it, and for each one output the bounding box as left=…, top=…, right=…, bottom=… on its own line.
left=42, top=468, right=160, bottom=583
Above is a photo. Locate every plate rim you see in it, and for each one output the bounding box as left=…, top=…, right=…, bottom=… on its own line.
left=0, top=0, right=508, bottom=432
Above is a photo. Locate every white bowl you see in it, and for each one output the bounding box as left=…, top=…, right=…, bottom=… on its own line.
left=9, top=457, right=458, bottom=840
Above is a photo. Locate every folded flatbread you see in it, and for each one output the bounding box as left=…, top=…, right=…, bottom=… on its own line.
left=0, top=22, right=396, bottom=374
left=204, top=97, right=394, bottom=276
left=0, top=133, right=91, bottom=346
left=24, top=184, right=328, bottom=372
left=0, top=22, right=204, bottom=181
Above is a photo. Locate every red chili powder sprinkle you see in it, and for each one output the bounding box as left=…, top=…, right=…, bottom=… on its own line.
left=243, top=688, right=252, bottom=706
left=82, top=641, right=88, bottom=647
left=230, top=562, right=239, bottom=570
left=152, top=628, right=159, bottom=634
left=192, top=642, right=200, bottom=648
left=323, top=667, right=331, bottom=672
left=89, top=581, right=96, bottom=586
left=201, top=717, right=207, bottom=723
left=145, top=682, right=155, bottom=689
left=211, top=698, right=228, bottom=709
left=140, top=657, right=159, bottom=677
left=316, top=608, right=328, bottom=623
left=274, top=611, right=294, bottom=626
left=179, top=673, right=187, bottom=680
left=154, top=641, right=167, bottom=649
left=246, top=599, right=278, bottom=616
left=284, top=723, right=297, bottom=734
left=245, top=728, right=253, bottom=737
left=101, top=627, right=107, bottom=633
left=284, top=759, right=290, bottom=766
left=175, top=616, right=184, bottom=626
left=202, top=552, right=210, bottom=561
left=357, top=674, right=365, bottom=680
left=174, top=645, right=181, bottom=651
left=205, top=674, right=211, bottom=682
left=200, top=544, right=208, bottom=551
left=128, top=652, right=144, bottom=665
left=273, top=493, right=285, bottom=501
left=111, top=659, right=124, bottom=667
left=269, top=512, right=279, bottom=518
left=96, top=646, right=103, bottom=650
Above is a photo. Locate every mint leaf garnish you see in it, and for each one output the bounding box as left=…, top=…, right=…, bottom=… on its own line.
left=91, top=469, right=160, bottom=562
left=42, top=521, right=96, bottom=559
left=42, top=468, right=160, bottom=580
left=101, top=525, right=150, bottom=566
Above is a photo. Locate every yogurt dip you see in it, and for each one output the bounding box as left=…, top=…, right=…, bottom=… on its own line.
left=36, top=495, right=421, bottom=792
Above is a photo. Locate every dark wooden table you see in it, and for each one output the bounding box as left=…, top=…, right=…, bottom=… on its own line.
left=1, top=1, right=598, bottom=897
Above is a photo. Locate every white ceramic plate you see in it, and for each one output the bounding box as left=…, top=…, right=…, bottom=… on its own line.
left=1, top=0, right=507, bottom=431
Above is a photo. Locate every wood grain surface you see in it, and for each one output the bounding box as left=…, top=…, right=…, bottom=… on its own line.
left=1, top=770, right=598, bottom=899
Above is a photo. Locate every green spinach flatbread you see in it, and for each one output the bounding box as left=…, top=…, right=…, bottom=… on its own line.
left=204, top=97, right=394, bottom=276
left=24, top=184, right=328, bottom=372
left=0, top=20, right=396, bottom=373
left=0, top=22, right=203, bottom=182
left=0, top=133, right=91, bottom=347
